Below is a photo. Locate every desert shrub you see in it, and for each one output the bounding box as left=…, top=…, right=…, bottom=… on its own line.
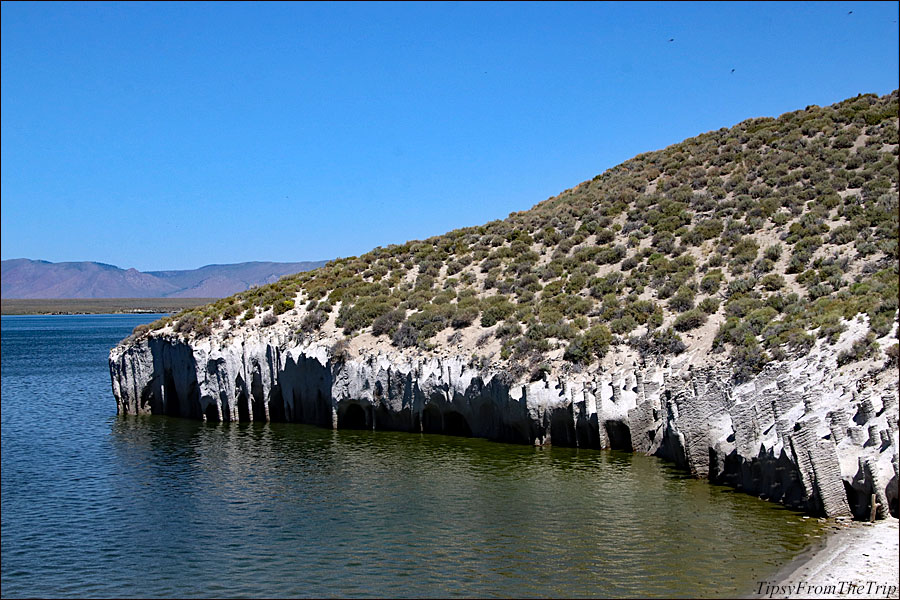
left=610, top=315, right=638, bottom=335
left=727, top=277, right=755, bottom=296
left=261, top=313, right=278, bottom=327
left=336, top=297, right=395, bottom=334
left=624, top=299, right=661, bottom=326
left=480, top=296, right=516, bottom=327
left=273, top=299, right=295, bottom=316
left=451, top=305, right=479, bottom=329
left=628, top=327, right=686, bottom=356
left=130, top=323, right=152, bottom=338
left=372, top=309, right=406, bottom=337
left=565, top=273, right=588, bottom=294
left=731, top=339, right=769, bottom=382
left=746, top=307, right=778, bottom=335
left=495, top=320, right=522, bottom=340
left=725, top=295, right=763, bottom=319
left=761, top=274, right=785, bottom=291
left=700, top=270, right=723, bottom=294
left=836, top=333, right=880, bottom=366
left=563, top=324, right=613, bottom=363
left=596, top=245, right=626, bottom=264
left=391, top=322, right=419, bottom=348
left=621, top=255, right=640, bottom=271
left=730, top=237, right=760, bottom=267
left=407, top=305, right=453, bottom=339
left=698, top=297, right=720, bottom=314
left=884, top=344, right=899, bottom=369
left=174, top=313, right=211, bottom=336
left=829, top=224, right=858, bottom=245
left=652, top=231, right=676, bottom=254
left=300, top=310, right=328, bottom=333
left=223, top=303, right=241, bottom=321
left=815, top=313, right=846, bottom=344
left=752, top=258, right=776, bottom=274
left=668, top=286, right=696, bottom=312
left=691, top=218, right=724, bottom=242
left=673, top=309, right=707, bottom=332
left=589, top=272, right=622, bottom=297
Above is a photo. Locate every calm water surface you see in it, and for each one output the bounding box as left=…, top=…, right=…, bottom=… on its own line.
left=1, top=314, right=824, bottom=598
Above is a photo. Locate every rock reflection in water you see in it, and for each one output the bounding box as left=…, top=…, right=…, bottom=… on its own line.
left=106, top=416, right=823, bottom=598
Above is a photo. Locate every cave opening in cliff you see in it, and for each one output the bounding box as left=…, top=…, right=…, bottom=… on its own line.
left=188, top=382, right=202, bottom=420
left=604, top=420, right=633, bottom=451
left=550, top=412, right=576, bottom=447
left=443, top=411, right=472, bottom=437
left=267, top=386, right=286, bottom=422
left=422, top=405, right=443, bottom=434
left=576, top=417, right=601, bottom=449
left=236, top=378, right=250, bottom=422
left=204, top=402, right=220, bottom=423
left=338, top=403, right=368, bottom=429
left=374, top=405, right=393, bottom=430
left=163, top=371, right=180, bottom=417
left=250, top=370, right=266, bottom=421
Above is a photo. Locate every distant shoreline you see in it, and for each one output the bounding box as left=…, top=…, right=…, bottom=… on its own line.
left=0, top=298, right=217, bottom=315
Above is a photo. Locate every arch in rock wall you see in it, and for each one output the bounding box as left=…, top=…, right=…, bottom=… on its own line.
left=251, top=368, right=267, bottom=421
left=267, top=385, right=286, bottom=422
left=163, top=370, right=180, bottom=417
left=575, top=415, right=601, bottom=449
left=422, top=404, right=443, bottom=434
left=604, top=419, right=633, bottom=451
left=373, top=404, right=413, bottom=431
left=236, top=376, right=251, bottom=422
left=338, top=402, right=369, bottom=429
left=443, top=410, right=472, bottom=437
left=188, top=382, right=202, bottom=420
left=204, top=401, right=220, bottom=423
left=550, top=409, right=577, bottom=447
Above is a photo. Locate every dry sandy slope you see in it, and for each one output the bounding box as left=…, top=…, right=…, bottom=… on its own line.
left=752, top=518, right=899, bottom=599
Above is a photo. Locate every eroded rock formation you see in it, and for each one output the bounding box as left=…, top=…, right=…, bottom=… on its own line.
left=110, top=319, right=898, bottom=520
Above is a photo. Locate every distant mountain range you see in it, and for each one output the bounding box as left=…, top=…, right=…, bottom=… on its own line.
left=1, top=258, right=329, bottom=299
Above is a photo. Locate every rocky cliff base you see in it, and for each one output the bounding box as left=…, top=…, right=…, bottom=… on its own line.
left=110, top=319, right=898, bottom=520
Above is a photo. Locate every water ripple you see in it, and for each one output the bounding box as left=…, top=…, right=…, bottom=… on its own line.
left=2, top=315, right=824, bottom=598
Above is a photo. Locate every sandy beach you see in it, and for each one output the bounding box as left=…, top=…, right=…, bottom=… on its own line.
left=751, top=518, right=899, bottom=599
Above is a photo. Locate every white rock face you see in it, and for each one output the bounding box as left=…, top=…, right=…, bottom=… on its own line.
left=110, top=319, right=899, bottom=520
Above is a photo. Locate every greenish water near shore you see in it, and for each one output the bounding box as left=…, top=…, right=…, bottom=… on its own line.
left=2, top=314, right=825, bottom=598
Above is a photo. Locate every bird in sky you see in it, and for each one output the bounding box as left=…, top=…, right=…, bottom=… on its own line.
left=668, top=38, right=674, bottom=42
left=847, top=10, right=853, bottom=14
left=731, top=68, right=735, bottom=73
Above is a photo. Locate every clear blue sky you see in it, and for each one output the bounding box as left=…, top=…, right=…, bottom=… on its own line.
left=2, top=1, right=898, bottom=271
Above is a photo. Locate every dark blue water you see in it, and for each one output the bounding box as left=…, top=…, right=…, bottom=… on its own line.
left=1, top=314, right=824, bottom=598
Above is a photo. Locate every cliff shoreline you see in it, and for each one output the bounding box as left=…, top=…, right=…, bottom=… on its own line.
left=110, top=315, right=898, bottom=522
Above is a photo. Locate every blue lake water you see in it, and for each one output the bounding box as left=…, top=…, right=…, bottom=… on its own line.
left=1, top=314, right=824, bottom=598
